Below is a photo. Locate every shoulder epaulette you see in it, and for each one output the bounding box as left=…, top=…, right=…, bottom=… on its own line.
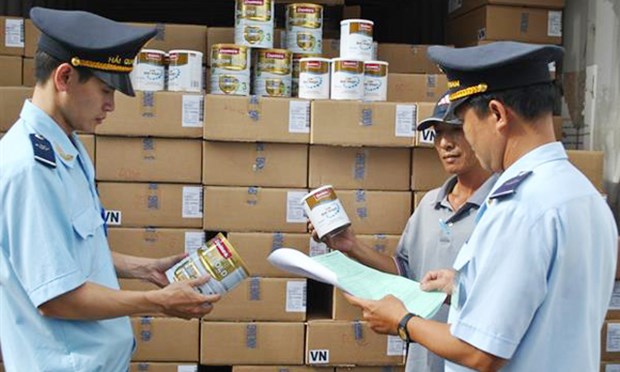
left=29, top=133, right=56, bottom=168
left=488, top=171, right=532, bottom=200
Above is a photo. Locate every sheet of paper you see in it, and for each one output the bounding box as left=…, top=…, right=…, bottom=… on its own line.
left=268, top=248, right=446, bottom=319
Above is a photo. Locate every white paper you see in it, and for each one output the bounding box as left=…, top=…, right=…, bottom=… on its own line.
left=182, top=186, right=203, bottom=218
left=268, top=248, right=340, bottom=285
left=395, top=104, right=416, bottom=138
left=185, top=231, right=206, bottom=254
left=609, top=281, right=620, bottom=310
left=286, top=190, right=307, bottom=223
left=177, top=365, right=198, bottom=372
left=182, top=95, right=204, bottom=127
left=608, top=323, right=620, bottom=352
left=288, top=100, right=310, bottom=133
left=5, top=19, right=24, bottom=48
left=386, top=335, right=406, bottom=356
left=309, top=237, right=329, bottom=257
left=547, top=11, right=562, bottom=37
left=286, top=280, right=307, bottom=312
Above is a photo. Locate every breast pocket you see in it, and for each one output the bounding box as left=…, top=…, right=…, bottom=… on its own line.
left=451, top=241, right=475, bottom=312
left=72, top=208, right=105, bottom=275
left=72, top=208, right=104, bottom=240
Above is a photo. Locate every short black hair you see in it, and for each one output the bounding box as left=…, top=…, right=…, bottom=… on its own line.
left=34, top=50, right=94, bottom=84
left=460, top=82, right=557, bottom=121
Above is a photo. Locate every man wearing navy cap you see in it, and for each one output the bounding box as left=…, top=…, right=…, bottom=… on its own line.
left=344, top=42, right=617, bottom=371
left=311, top=93, right=496, bottom=372
left=0, top=8, right=218, bottom=371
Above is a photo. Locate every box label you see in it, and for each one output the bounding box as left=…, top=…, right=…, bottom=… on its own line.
left=386, top=335, right=406, bottom=356
left=177, top=366, right=198, bottom=372
left=308, top=349, right=329, bottom=364
left=286, top=280, right=307, bottom=312
left=608, top=323, right=620, bottom=352
left=182, top=95, right=204, bottom=127
left=395, top=104, right=416, bottom=138
left=286, top=190, right=307, bottom=223
left=185, top=231, right=206, bottom=254
left=548, top=11, right=562, bottom=37
left=309, top=237, right=329, bottom=256
left=104, top=210, right=122, bottom=226
left=5, top=19, right=24, bottom=48
left=182, top=186, right=203, bottom=218
left=289, top=100, right=310, bottom=133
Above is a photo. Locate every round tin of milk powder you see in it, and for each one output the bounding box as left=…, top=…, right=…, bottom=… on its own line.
left=301, top=185, right=351, bottom=240
left=299, top=57, right=330, bottom=99
left=167, top=50, right=203, bottom=92
left=235, top=0, right=274, bottom=49
left=330, top=58, right=364, bottom=100
left=363, top=61, right=388, bottom=101
left=209, top=44, right=251, bottom=96
left=286, top=3, right=323, bottom=54
left=340, top=19, right=374, bottom=61
left=130, top=49, right=166, bottom=91
left=254, top=48, right=292, bottom=97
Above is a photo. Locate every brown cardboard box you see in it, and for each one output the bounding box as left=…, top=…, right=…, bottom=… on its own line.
left=0, top=17, right=24, bottom=56
left=234, top=367, right=332, bottom=372
left=129, top=363, right=199, bottom=372
left=338, top=190, right=411, bottom=235
left=448, top=0, right=565, bottom=18
left=128, top=22, right=207, bottom=57
left=602, top=321, right=620, bottom=361
left=0, top=56, right=22, bottom=86
left=206, top=27, right=234, bottom=65
left=608, top=281, right=620, bottom=320
left=566, top=150, right=604, bottom=192
left=0, top=87, right=32, bottom=132
left=411, top=148, right=449, bottom=191
left=378, top=45, right=443, bottom=74
left=601, top=362, right=620, bottom=372
left=108, top=227, right=205, bottom=258
left=357, top=234, right=401, bottom=256
left=203, top=142, right=308, bottom=188
left=322, top=39, right=340, bottom=58
left=204, top=95, right=310, bottom=143
left=131, top=317, right=199, bottom=362
left=97, top=92, right=204, bottom=138
left=311, top=101, right=424, bottom=147
left=227, top=232, right=310, bottom=277
left=204, top=278, right=307, bottom=321
left=306, top=320, right=406, bottom=365
left=203, top=186, right=308, bottom=233
left=332, top=288, right=361, bottom=320
left=387, top=74, right=448, bottom=103
left=98, top=182, right=203, bottom=228
left=413, top=191, right=428, bottom=209
left=77, top=134, right=96, bottom=164
left=336, top=368, right=404, bottom=372
left=309, top=146, right=411, bottom=191
left=22, top=57, right=34, bottom=87
left=24, top=19, right=40, bottom=58
left=95, top=137, right=202, bottom=183
left=201, top=322, right=305, bottom=365
left=446, top=5, right=563, bottom=46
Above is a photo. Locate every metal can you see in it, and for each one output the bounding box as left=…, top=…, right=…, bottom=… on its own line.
left=330, top=58, right=364, bottom=100
left=299, top=57, right=330, bottom=99
left=286, top=3, right=323, bottom=54
left=301, top=185, right=351, bottom=240
left=235, top=0, right=274, bottom=49
left=253, top=48, right=292, bottom=97
left=363, top=61, right=389, bottom=102
left=340, top=19, right=374, bottom=61
left=167, top=49, right=203, bottom=92
left=130, top=49, right=166, bottom=91
left=166, top=233, right=250, bottom=295
left=209, top=44, right=251, bottom=96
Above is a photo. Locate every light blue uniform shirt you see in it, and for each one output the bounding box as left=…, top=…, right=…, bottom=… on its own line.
left=446, top=142, right=617, bottom=372
left=0, top=101, right=133, bottom=371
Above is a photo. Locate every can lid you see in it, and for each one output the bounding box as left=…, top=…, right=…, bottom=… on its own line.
left=340, top=19, right=374, bottom=26
left=331, top=57, right=364, bottom=63
left=139, top=48, right=166, bottom=55
left=301, top=184, right=335, bottom=204
left=168, top=49, right=204, bottom=57
left=299, top=57, right=331, bottom=63
left=364, top=60, right=389, bottom=66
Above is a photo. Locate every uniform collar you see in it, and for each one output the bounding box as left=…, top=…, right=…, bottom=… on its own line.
left=433, top=173, right=500, bottom=208
left=490, top=142, right=567, bottom=197
left=20, top=100, right=79, bottom=168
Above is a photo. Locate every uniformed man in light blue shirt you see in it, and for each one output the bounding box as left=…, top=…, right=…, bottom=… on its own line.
left=0, top=8, right=219, bottom=371
left=343, top=42, right=617, bottom=372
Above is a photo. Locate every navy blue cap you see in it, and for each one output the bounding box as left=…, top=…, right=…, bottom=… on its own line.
left=416, top=93, right=463, bottom=131
left=427, top=41, right=564, bottom=119
left=30, top=7, right=157, bottom=96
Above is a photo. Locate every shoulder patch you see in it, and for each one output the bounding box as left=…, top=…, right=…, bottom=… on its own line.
left=29, top=133, right=56, bottom=168
left=489, top=171, right=532, bottom=200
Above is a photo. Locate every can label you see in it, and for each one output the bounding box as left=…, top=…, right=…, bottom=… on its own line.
left=331, top=59, right=364, bottom=100
left=340, top=20, right=374, bottom=61
left=168, top=50, right=203, bottom=92
left=254, top=49, right=292, bottom=97
left=166, top=233, right=250, bottom=295
left=210, top=44, right=251, bottom=96
left=130, top=49, right=166, bottom=91
left=364, top=62, right=388, bottom=102
left=302, top=185, right=351, bottom=240
left=286, top=4, right=323, bottom=54
left=299, top=58, right=330, bottom=99
left=235, top=0, right=274, bottom=48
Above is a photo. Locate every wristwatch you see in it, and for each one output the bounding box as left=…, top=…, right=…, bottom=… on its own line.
left=397, top=312, right=416, bottom=343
